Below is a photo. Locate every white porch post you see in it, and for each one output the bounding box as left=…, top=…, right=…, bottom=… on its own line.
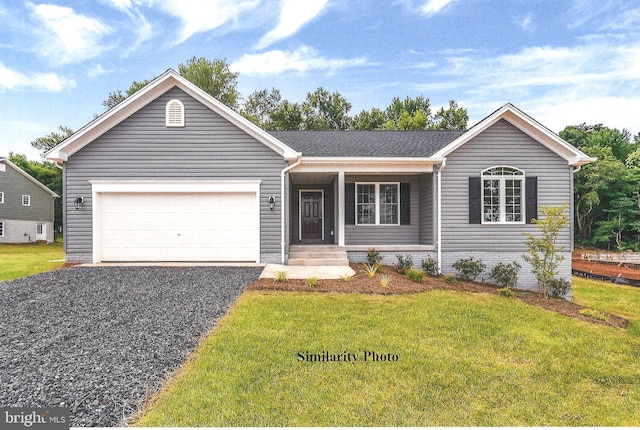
left=337, top=170, right=345, bottom=246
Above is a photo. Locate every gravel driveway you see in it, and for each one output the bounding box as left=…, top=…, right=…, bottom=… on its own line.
left=0, top=266, right=262, bottom=427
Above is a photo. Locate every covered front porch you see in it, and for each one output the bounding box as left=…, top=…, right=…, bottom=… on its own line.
left=286, top=158, right=441, bottom=265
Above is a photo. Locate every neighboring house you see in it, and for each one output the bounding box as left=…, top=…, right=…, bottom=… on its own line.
left=0, top=158, right=59, bottom=243
left=46, top=69, right=595, bottom=290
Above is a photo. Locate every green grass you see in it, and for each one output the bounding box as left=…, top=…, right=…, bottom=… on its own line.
left=0, top=241, right=65, bottom=282
left=572, top=275, right=640, bottom=334
left=135, top=290, right=640, bottom=427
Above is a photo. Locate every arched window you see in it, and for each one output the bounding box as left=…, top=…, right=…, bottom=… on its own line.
left=481, top=166, right=525, bottom=223
left=165, top=99, right=185, bottom=127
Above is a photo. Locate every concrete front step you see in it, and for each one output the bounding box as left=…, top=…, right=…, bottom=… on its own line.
left=288, top=257, right=350, bottom=266
left=289, top=245, right=343, bottom=252
left=288, top=245, right=349, bottom=266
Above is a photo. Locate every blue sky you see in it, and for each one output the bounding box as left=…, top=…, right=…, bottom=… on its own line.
left=1, top=0, right=639, bottom=160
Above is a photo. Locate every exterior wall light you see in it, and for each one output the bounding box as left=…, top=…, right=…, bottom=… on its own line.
left=74, top=196, right=84, bottom=210
left=269, top=196, right=276, bottom=210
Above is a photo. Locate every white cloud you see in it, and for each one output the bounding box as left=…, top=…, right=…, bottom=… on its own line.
left=530, top=96, right=640, bottom=133
left=256, top=0, right=329, bottom=49
left=231, top=46, right=367, bottom=76
left=104, top=0, right=133, bottom=10
left=421, top=0, right=457, bottom=16
left=517, top=13, right=536, bottom=33
left=28, top=3, right=112, bottom=65
left=148, top=0, right=260, bottom=44
left=0, top=63, right=76, bottom=92
left=423, top=41, right=640, bottom=133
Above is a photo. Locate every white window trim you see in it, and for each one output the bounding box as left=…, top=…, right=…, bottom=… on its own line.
left=481, top=166, right=525, bottom=225
left=22, top=195, right=31, bottom=206
left=355, top=182, right=400, bottom=226
left=0, top=192, right=4, bottom=203
left=165, top=99, right=185, bottom=127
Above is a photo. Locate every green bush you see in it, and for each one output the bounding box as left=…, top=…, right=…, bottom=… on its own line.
left=394, top=254, right=413, bottom=274
left=421, top=257, right=439, bottom=276
left=367, top=248, right=382, bottom=266
left=452, top=257, right=486, bottom=281
left=306, top=276, right=319, bottom=288
left=490, top=261, right=521, bottom=288
left=498, top=287, right=515, bottom=297
left=444, top=274, right=456, bottom=283
left=548, top=278, right=571, bottom=298
left=406, top=268, right=425, bottom=283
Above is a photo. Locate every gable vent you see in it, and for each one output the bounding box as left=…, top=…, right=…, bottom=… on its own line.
left=166, top=99, right=185, bottom=127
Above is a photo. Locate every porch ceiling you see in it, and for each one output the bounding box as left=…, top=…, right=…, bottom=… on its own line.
left=290, top=172, right=335, bottom=184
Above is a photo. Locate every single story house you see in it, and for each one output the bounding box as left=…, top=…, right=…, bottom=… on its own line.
left=0, top=157, right=58, bottom=243
left=46, top=69, right=595, bottom=290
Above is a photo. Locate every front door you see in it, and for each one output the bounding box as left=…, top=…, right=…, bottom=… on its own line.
left=300, top=191, right=323, bottom=241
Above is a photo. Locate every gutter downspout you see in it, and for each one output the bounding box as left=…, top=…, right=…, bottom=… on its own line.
left=281, top=155, right=302, bottom=264
left=437, top=159, right=446, bottom=274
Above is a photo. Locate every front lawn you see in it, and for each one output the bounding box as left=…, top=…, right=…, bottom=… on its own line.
left=0, top=241, right=65, bottom=282
left=135, top=290, right=640, bottom=427
left=572, top=275, right=640, bottom=334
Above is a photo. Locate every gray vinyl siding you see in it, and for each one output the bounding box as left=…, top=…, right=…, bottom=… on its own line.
left=345, top=174, right=421, bottom=245
left=439, top=119, right=572, bottom=289
left=441, top=119, right=572, bottom=253
left=419, top=173, right=434, bottom=245
left=64, top=87, right=287, bottom=262
left=0, top=161, right=55, bottom=222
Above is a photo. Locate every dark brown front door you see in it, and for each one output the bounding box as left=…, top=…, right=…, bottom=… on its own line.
left=301, top=191, right=323, bottom=240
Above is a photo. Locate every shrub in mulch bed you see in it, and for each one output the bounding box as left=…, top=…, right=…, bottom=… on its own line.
left=246, top=263, right=629, bottom=329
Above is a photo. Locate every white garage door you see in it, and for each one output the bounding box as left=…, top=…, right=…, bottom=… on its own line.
left=96, top=191, right=259, bottom=262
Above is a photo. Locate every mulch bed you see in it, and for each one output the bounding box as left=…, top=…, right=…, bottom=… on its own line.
left=245, top=263, right=629, bottom=329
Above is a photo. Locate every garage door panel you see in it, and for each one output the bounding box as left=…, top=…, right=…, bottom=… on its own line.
left=98, top=192, right=258, bottom=262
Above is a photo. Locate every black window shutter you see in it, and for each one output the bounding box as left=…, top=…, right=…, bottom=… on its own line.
left=469, top=177, right=481, bottom=224
left=526, top=177, right=538, bottom=224
left=400, top=183, right=410, bottom=225
left=345, top=183, right=355, bottom=225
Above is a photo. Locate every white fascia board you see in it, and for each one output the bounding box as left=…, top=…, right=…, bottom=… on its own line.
left=174, top=76, right=301, bottom=160
left=1, top=158, right=60, bottom=197
left=90, top=180, right=261, bottom=194
left=45, top=69, right=300, bottom=163
left=293, top=157, right=443, bottom=173
left=432, top=103, right=595, bottom=167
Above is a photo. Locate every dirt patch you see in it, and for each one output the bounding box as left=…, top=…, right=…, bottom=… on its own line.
left=572, top=258, right=640, bottom=281
left=246, top=263, right=628, bottom=329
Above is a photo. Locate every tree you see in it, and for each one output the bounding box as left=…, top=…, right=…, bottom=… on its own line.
left=302, top=87, right=352, bottom=130
left=382, top=96, right=432, bottom=130
left=270, top=100, right=305, bottom=131
left=561, top=123, right=639, bottom=249
left=241, top=88, right=283, bottom=129
left=431, top=100, right=468, bottom=130
left=522, top=204, right=570, bottom=298
left=351, top=108, right=386, bottom=130
left=102, top=80, right=150, bottom=110
left=178, top=57, right=240, bottom=109
left=30, top=125, right=74, bottom=154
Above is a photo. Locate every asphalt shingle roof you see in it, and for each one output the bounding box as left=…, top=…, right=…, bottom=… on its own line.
left=268, top=130, right=464, bottom=158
